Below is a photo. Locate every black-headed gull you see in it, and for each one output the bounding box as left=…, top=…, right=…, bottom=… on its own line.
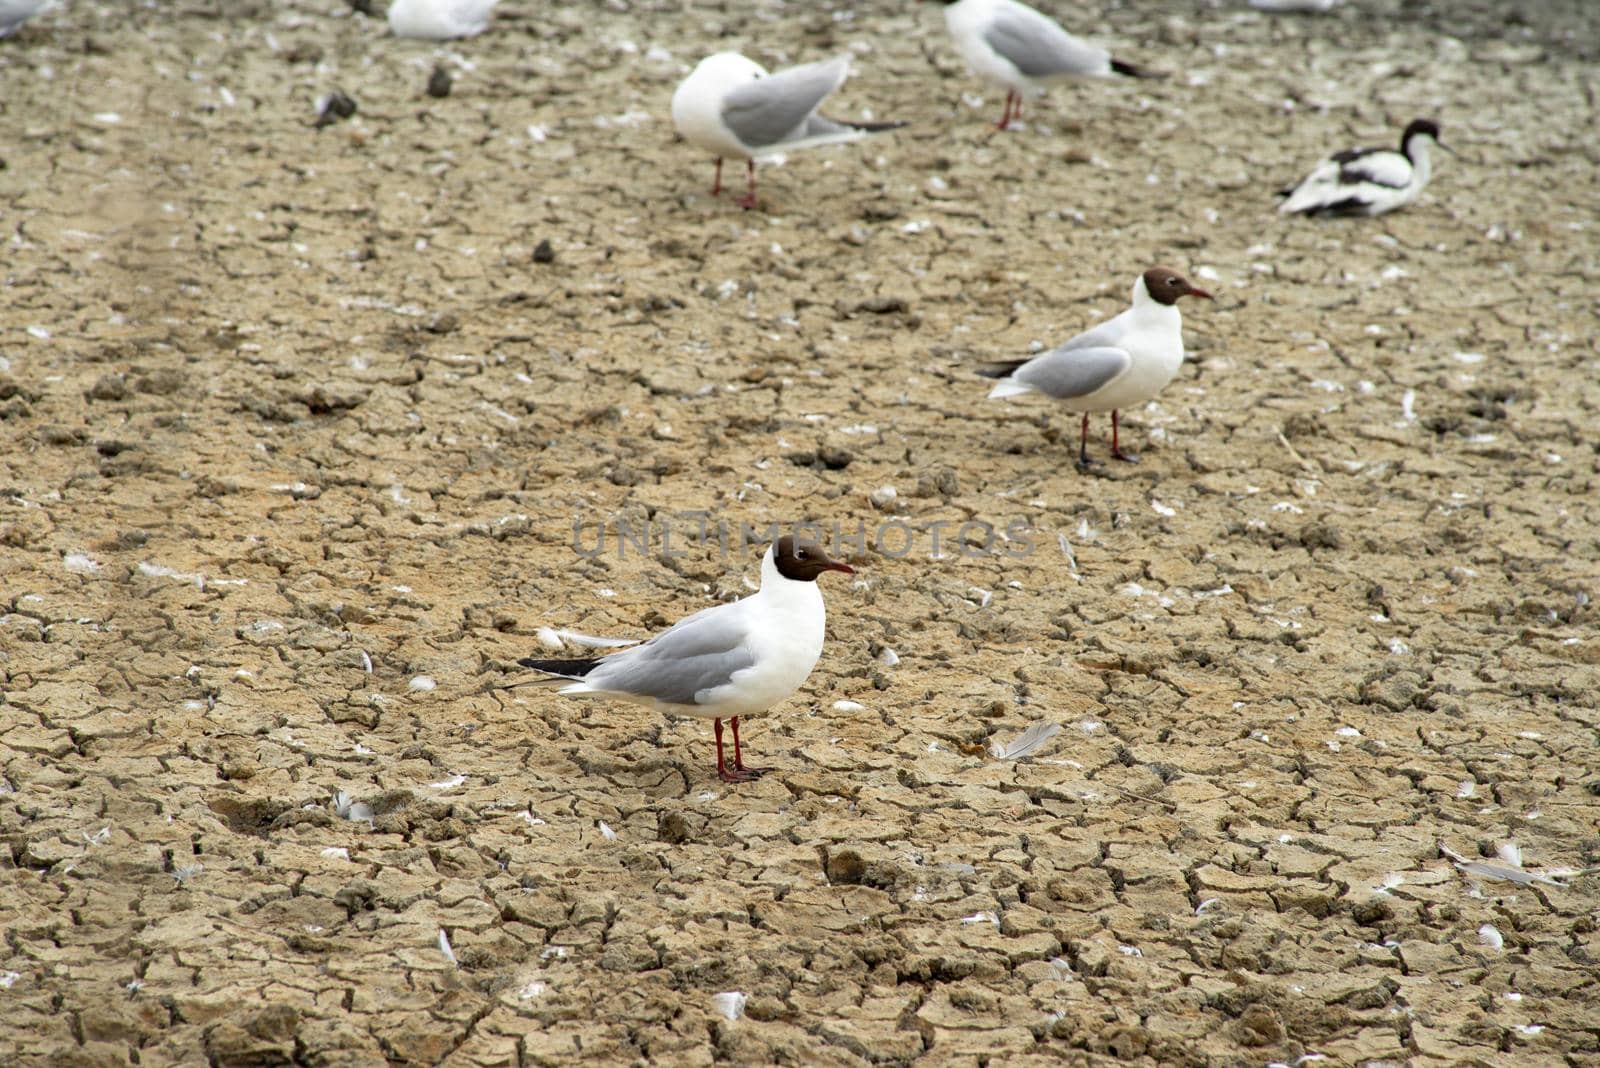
left=981, top=267, right=1213, bottom=467
left=520, top=537, right=855, bottom=784
left=1279, top=119, right=1451, bottom=217
left=1, top=0, right=52, bottom=38
left=671, top=52, right=906, bottom=209
left=932, top=0, right=1157, bottom=130
left=387, top=0, right=497, bottom=40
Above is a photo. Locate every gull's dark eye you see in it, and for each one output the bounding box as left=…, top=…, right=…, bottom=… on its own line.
left=797, top=549, right=808, bottom=559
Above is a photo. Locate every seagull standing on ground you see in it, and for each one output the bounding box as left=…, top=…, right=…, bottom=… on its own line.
left=1279, top=119, right=1452, bottom=216
left=387, top=0, right=498, bottom=40
left=671, top=52, right=906, bottom=209
left=981, top=267, right=1213, bottom=467
left=932, top=0, right=1158, bottom=130
left=519, top=537, right=855, bottom=784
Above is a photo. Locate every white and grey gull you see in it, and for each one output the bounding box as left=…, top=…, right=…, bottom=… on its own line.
left=0, top=0, right=53, bottom=38
left=931, top=0, right=1159, bottom=130
left=387, top=0, right=498, bottom=41
left=519, top=537, right=855, bottom=783
left=671, top=52, right=906, bottom=209
left=981, top=267, right=1213, bottom=467
left=1279, top=118, right=1452, bottom=217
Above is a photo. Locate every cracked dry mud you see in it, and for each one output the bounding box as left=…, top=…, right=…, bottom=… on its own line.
left=2, top=0, right=1598, bottom=1065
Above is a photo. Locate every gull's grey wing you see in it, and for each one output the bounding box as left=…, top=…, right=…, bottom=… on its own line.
left=722, top=56, right=850, bottom=149
left=984, top=8, right=1109, bottom=78
left=1336, top=148, right=1411, bottom=189
left=1055, top=312, right=1128, bottom=353
left=583, top=603, right=755, bottom=705
left=1013, top=345, right=1131, bottom=399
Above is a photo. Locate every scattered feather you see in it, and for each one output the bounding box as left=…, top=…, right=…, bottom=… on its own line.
left=1477, top=924, right=1504, bottom=951
left=535, top=627, right=563, bottom=650
left=0, top=972, right=20, bottom=989
left=1117, top=944, right=1143, bottom=957
left=1440, top=843, right=1571, bottom=887
left=967, top=586, right=993, bottom=608
left=428, top=775, right=466, bottom=790
left=877, top=647, right=900, bottom=666
left=321, top=847, right=351, bottom=861
left=959, top=911, right=999, bottom=926
left=598, top=822, right=617, bottom=840
left=172, top=863, right=204, bottom=885
left=334, top=792, right=375, bottom=822
left=84, top=827, right=111, bottom=846
left=409, top=675, right=436, bottom=692
left=555, top=628, right=639, bottom=649
left=1496, top=841, right=1523, bottom=867
left=832, top=700, right=866, bottom=712
left=63, top=552, right=102, bottom=574
left=990, top=721, right=1062, bottom=760
left=518, top=979, right=548, bottom=999
left=711, top=991, right=747, bottom=1021
left=438, top=929, right=458, bottom=967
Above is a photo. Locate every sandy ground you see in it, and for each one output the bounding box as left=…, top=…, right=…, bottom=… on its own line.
left=2, top=0, right=1599, bottom=1064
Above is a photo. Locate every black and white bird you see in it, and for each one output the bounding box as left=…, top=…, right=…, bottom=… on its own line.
left=981, top=267, right=1213, bottom=467
left=932, top=0, right=1157, bottom=130
left=1279, top=119, right=1451, bottom=217
left=0, top=0, right=53, bottom=38
left=519, top=537, right=855, bottom=784
left=670, top=53, right=906, bottom=209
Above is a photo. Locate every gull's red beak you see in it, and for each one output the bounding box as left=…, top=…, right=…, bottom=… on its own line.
left=825, top=560, right=856, bottom=575
left=1186, top=284, right=1215, bottom=301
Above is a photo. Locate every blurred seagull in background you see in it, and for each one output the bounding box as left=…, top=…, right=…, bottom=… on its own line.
left=518, top=537, right=855, bottom=784
left=387, top=0, right=497, bottom=40
left=0, top=0, right=53, bottom=38
left=1279, top=118, right=1452, bottom=216
left=1248, top=0, right=1340, bottom=11
left=671, top=52, right=906, bottom=209
left=981, top=267, right=1213, bottom=467
left=931, top=0, right=1159, bottom=130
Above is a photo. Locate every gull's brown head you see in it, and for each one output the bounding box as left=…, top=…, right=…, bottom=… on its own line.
left=774, top=536, right=855, bottom=581
left=1143, top=266, right=1214, bottom=305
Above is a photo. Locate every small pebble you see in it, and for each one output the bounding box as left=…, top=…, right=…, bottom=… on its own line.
left=427, top=65, right=453, bottom=98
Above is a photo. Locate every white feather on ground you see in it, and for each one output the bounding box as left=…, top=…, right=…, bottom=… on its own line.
left=990, top=721, right=1062, bottom=760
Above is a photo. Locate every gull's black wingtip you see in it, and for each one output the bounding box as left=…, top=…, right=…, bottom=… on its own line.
left=519, top=657, right=600, bottom=678
left=1111, top=58, right=1166, bottom=79
left=977, top=359, right=1029, bottom=380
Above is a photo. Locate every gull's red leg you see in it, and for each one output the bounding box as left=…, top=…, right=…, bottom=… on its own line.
left=995, top=90, right=1016, bottom=131
left=1111, top=410, right=1139, bottom=463
left=730, top=716, right=769, bottom=778
left=736, top=159, right=758, bottom=210
left=715, top=717, right=762, bottom=783
left=1076, top=412, right=1092, bottom=468
left=711, top=158, right=723, bottom=196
